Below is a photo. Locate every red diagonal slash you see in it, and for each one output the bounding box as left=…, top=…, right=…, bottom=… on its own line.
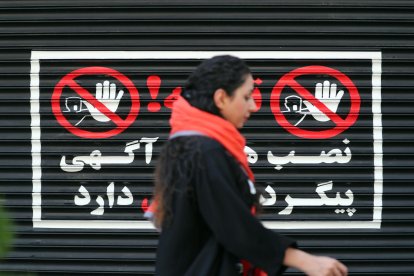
left=288, top=78, right=346, bottom=126
left=66, top=79, right=125, bottom=126
left=270, top=65, right=360, bottom=139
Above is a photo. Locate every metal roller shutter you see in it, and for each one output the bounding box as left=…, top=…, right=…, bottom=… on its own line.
left=0, top=1, right=412, bottom=275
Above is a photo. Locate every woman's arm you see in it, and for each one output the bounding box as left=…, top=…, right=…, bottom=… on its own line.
left=283, top=247, right=348, bottom=276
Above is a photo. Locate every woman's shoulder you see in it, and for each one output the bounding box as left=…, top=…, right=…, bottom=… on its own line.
left=169, top=135, right=224, bottom=153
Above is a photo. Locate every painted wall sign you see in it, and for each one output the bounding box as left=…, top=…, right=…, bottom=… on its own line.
left=30, top=51, right=382, bottom=229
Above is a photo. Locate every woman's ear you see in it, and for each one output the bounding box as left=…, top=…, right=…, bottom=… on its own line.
left=213, top=88, right=228, bottom=110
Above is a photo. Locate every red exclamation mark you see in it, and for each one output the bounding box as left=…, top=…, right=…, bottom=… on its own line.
left=141, top=197, right=149, bottom=213
left=252, top=77, right=263, bottom=111
left=147, top=75, right=161, bottom=112
left=164, top=86, right=182, bottom=109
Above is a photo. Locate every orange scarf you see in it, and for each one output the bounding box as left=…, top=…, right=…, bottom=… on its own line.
left=169, top=96, right=255, bottom=181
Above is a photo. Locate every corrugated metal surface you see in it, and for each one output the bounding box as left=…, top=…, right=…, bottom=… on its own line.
left=0, top=1, right=413, bottom=275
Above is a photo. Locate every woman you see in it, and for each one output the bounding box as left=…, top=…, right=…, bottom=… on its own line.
left=150, top=55, right=348, bottom=276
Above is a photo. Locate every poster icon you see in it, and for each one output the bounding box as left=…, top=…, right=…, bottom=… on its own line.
left=52, top=66, right=140, bottom=139
left=271, top=65, right=360, bottom=139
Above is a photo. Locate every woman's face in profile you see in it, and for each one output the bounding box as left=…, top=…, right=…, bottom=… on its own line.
left=219, top=74, right=257, bottom=129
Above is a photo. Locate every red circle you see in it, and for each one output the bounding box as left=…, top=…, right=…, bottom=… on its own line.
left=52, top=66, right=140, bottom=139
left=270, top=65, right=360, bottom=139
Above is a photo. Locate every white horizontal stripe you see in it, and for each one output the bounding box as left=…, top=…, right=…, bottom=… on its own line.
left=32, top=51, right=381, bottom=60
left=33, top=220, right=155, bottom=229
left=262, top=220, right=381, bottom=229
left=33, top=219, right=381, bottom=229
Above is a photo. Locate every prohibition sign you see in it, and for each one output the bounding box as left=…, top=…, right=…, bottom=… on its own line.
left=52, top=66, right=140, bottom=139
left=270, top=65, right=360, bottom=139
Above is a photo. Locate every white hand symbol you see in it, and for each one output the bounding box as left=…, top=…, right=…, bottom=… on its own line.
left=303, top=80, right=344, bottom=122
left=83, top=80, right=124, bottom=122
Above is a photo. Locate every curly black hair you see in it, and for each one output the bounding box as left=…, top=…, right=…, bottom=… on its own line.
left=182, top=55, right=251, bottom=116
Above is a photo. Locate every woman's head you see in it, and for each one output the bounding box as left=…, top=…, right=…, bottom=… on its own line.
left=183, top=56, right=249, bottom=106
left=182, top=55, right=257, bottom=128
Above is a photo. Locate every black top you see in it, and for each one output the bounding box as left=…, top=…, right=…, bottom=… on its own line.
left=155, top=136, right=296, bottom=276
